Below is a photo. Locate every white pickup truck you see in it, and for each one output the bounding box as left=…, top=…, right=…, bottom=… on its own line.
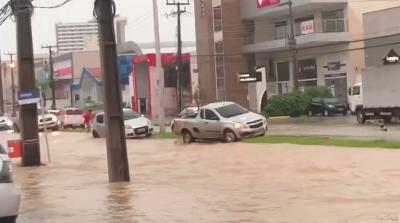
left=348, top=64, right=400, bottom=123
left=171, top=102, right=267, bottom=143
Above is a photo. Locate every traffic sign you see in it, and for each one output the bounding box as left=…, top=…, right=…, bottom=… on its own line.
left=18, top=89, right=40, bottom=105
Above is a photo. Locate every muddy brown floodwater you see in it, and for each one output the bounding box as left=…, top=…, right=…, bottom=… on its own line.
left=3, top=132, right=400, bottom=223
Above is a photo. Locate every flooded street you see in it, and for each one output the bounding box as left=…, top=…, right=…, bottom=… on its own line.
left=3, top=132, right=400, bottom=223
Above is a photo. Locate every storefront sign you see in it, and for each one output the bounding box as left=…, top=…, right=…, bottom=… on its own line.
left=300, top=20, right=314, bottom=35
left=54, top=60, right=73, bottom=80
left=383, top=49, right=400, bottom=65
left=323, top=61, right=346, bottom=71
left=238, top=72, right=262, bottom=83
left=257, top=0, right=280, bottom=8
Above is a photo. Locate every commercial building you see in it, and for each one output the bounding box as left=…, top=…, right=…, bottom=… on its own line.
left=194, top=0, right=248, bottom=107
left=56, top=17, right=127, bottom=53
left=194, top=0, right=400, bottom=112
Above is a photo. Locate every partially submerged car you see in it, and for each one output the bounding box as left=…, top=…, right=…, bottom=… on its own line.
left=172, top=102, right=267, bottom=143
left=92, top=109, right=153, bottom=138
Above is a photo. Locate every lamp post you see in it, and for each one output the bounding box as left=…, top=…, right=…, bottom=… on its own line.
left=279, top=0, right=299, bottom=90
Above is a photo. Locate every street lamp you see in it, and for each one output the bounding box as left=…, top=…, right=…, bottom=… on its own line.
left=9, top=62, right=16, bottom=116
left=279, top=0, right=299, bottom=90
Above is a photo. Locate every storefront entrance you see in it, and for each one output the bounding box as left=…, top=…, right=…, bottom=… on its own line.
left=325, top=75, right=348, bottom=100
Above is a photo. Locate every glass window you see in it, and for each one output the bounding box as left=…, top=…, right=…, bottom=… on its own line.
left=216, top=55, right=224, bottom=67
left=295, top=16, right=314, bottom=36
left=277, top=62, right=290, bottom=82
left=213, top=6, right=222, bottom=32
left=274, top=21, right=287, bottom=39
left=215, top=41, right=224, bottom=54
left=215, top=104, right=249, bottom=118
left=322, top=9, right=345, bottom=32
left=353, top=86, right=361, bottom=95
left=297, top=58, right=317, bottom=80
left=66, top=109, right=83, bottom=115
left=199, top=109, right=205, bottom=119
left=205, top=109, right=219, bottom=120
left=96, top=114, right=104, bottom=124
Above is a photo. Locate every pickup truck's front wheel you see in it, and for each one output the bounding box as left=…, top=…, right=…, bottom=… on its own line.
left=182, top=130, right=194, bottom=144
left=224, top=130, right=237, bottom=143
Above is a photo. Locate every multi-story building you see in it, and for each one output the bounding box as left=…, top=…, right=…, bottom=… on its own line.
left=56, top=21, right=98, bottom=53
left=194, top=0, right=248, bottom=107
left=195, top=0, right=400, bottom=112
left=56, top=17, right=127, bottom=53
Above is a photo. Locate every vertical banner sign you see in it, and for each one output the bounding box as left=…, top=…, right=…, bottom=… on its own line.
left=257, top=0, right=281, bottom=8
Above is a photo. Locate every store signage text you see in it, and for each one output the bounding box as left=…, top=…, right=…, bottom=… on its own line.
left=257, top=0, right=280, bottom=8
left=383, top=49, right=400, bottom=65
left=300, top=20, right=314, bottom=35
left=238, top=72, right=262, bottom=83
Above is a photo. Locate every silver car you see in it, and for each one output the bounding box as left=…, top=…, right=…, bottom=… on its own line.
left=172, top=102, right=267, bottom=143
left=91, top=109, right=153, bottom=138
left=0, top=145, right=21, bottom=223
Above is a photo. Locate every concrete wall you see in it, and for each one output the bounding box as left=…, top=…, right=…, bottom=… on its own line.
left=194, top=0, right=218, bottom=103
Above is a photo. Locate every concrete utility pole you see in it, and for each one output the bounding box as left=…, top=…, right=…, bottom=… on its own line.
left=279, top=0, right=299, bottom=90
left=0, top=54, right=4, bottom=114
left=167, top=0, right=189, bottom=111
left=153, top=0, right=165, bottom=132
left=11, top=0, right=41, bottom=166
left=94, top=0, right=130, bottom=182
left=4, top=52, right=16, bottom=116
left=41, top=45, right=57, bottom=109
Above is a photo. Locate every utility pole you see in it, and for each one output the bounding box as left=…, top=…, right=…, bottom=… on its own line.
left=0, top=54, right=4, bottom=114
left=11, top=0, right=41, bottom=166
left=41, top=45, right=57, bottom=109
left=279, top=0, right=299, bottom=90
left=167, top=0, right=189, bottom=111
left=4, top=52, right=16, bottom=116
left=153, top=0, right=165, bottom=132
left=94, top=0, right=130, bottom=182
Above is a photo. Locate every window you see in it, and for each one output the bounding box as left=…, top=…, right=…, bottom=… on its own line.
left=352, top=86, right=361, bottom=95
left=215, top=41, right=224, bottom=54
left=96, top=114, right=104, bottom=124
left=295, top=16, right=314, bottom=36
left=199, top=109, right=205, bottom=119
left=297, top=58, right=317, bottom=80
left=322, top=9, right=345, bottom=32
left=213, top=6, right=222, bottom=32
left=274, top=21, right=287, bottom=39
left=215, top=104, right=249, bottom=118
left=123, top=110, right=140, bottom=120
left=66, top=109, right=83, bottom=115
left=205, top=109, right=219, bottom=121
left=216, top=55, right=224, bottom=67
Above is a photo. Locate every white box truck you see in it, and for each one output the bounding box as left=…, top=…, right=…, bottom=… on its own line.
left=348, top=64, right=400, bottom=124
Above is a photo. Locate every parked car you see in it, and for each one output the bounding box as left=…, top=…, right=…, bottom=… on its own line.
left=0, top=144, right=21, bottom=223
left=48, top=109, right=61, bottom=116
left=12, top=109, right=59, bottom=132
left=59, top=108, right=84, bottom=129
left=308, top=97, right=348, bottom=116
left=92, top=109, right=153, bottom=138
left=171, top=101, right=267, bottom=143
left=0, top=114, right=14, bottom=131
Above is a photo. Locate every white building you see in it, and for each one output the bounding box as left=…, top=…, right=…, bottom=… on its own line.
left=55, top=17, right=128, bottom=53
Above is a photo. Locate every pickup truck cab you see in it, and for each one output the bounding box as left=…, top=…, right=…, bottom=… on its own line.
left=172, top=102, right=267, bottom=143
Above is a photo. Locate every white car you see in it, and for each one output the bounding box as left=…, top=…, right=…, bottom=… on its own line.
left=59, top=108, right=84, bottom=129
left=0, top=115, right=14, bottom=131
left=0, top=145, right=20, bottom=223
left=92, top=109, right=153, bottom=138
left=12, top=110, right=59, bottom=132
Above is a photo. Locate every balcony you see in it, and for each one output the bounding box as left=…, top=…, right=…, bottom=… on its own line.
left=243, top=19, right=350, bottom=53
left=241, top=0, right=348, bottom=20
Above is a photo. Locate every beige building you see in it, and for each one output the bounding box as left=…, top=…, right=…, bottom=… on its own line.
left=195, top=0, right=400, bottom=112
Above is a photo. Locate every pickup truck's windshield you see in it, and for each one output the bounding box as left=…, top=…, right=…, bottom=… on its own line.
left=215, top=104, right=248, bottom=118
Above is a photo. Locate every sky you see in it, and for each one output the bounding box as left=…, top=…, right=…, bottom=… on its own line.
left=0, top=0, right=196, bottom=54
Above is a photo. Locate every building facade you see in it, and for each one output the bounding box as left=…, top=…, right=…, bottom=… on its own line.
left=56, top=17, right=127, bottom=53
left=194, top=0, right=248, bottom=107
left=195, top=0, right=400, bottom=112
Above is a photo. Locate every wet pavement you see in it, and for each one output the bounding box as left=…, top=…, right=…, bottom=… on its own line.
left=2, top=131, right=400, bottom=222
left=269, top=115, right=400, bottom=141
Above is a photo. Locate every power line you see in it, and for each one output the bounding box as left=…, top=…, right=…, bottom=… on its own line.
left=32, top=0, right=73, bottom=9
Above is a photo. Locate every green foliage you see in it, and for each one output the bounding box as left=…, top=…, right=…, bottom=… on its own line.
left=264, top=87, right=333, bottom=117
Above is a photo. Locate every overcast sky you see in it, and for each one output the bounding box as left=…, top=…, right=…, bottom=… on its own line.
left=0, top=0, right=195, bottom=54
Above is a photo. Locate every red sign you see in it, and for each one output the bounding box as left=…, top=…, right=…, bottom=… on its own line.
left=257, top=0, right=280, bottom=8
